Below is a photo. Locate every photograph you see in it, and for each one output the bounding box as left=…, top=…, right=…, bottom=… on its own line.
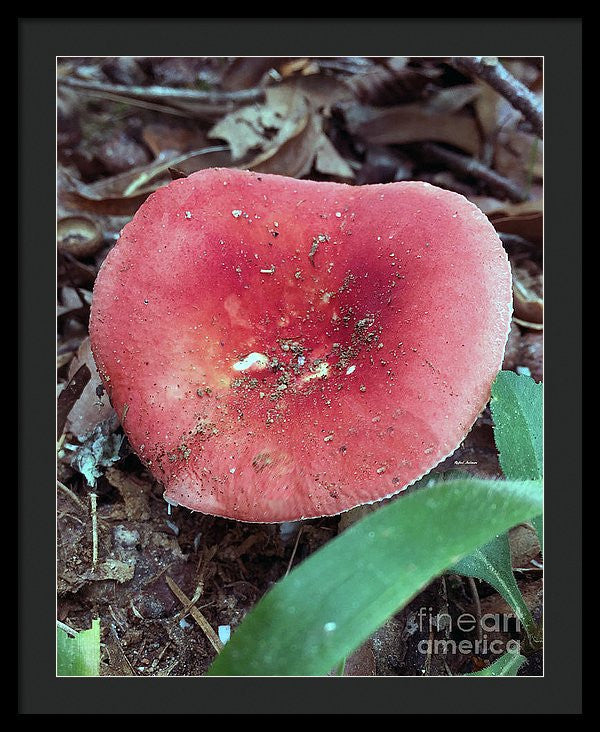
left=55, top=54, right=545, bottom=679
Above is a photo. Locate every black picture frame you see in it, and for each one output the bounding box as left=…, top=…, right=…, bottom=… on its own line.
left=19, top=17, right=582, bottom=715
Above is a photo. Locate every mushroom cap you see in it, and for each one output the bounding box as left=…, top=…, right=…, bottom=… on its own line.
left=90, top=168, right=512, bottom=522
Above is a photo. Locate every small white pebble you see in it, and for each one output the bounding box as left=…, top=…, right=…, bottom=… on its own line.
left=324, top=622, right=337, bottom=632
left=346, top=365, right=356, bottom=375
left=232, top=210, right=243, bottom=218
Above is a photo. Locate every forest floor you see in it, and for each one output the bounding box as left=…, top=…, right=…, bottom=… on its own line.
left=57, top=55, right=543, bottom=676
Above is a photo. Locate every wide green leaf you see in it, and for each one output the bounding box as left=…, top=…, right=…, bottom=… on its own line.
left=450, top=533, right=538, bottom=641
left=207, top=477, right=542, bottom=676
left=490, top=371, right=543, bottom=481
left=490, top=370, right=543, bottom=549
left=57, top=619, right=101, bottom=676
left=467, top=650, right=526, bottom=676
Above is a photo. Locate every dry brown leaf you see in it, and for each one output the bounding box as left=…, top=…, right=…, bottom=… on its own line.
left=495, top=129, right=543, bottom=184
left=248, top=112, right=322, bottom=178
left=345, top=60, right=433, bottom=107
left=513, top=318, right=544, bottom=332
left=344, top=102, right=481, bottom=156
left=105, top=467, right=152, bottom=521
left=57, top=363, right=91, bottom=439
left=427, top=84, right=481, bottom=114
left=221, top=57, right=282, bottom=91
left=509, top=524, right=541, bottom=568
left=519, top=332, right=543, bottom=382
left=471, top=197, right=543, bottom=245
left=59, top=145, right=232, bottom=214
left=209, top=85, right=310, bottom=161
left=314, top=133, right=354, bottom=180
left=502, top=59, right=543, bottom=91
left=511, top=260, right=543, bottom=325
left=142, top=123, right=208, bottom=156
left=90, top=559, right=135, bottom=584
left=66, top=337, right=116, bottom=440
left=287, top=74, right=354, bottom=114
left=474, top=80, right=522, bottom=141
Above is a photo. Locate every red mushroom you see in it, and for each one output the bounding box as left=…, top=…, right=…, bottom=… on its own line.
left=89, top=168, right=512, bottom=522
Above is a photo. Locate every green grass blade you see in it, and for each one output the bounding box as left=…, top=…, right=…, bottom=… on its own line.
left=451, top=533, right=539, bottom=641
left=467, top=650, right=526, bottom=676
left=207, top=478, right=542, bottom=676
left=57, top=619, right=101, bottom=676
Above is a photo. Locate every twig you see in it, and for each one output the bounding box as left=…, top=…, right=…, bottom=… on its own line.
left=284, top=526, right=304, bottom=578
left=175, top=580, right=205, bottom=622
left=57, top=620, right=77, bottom=636
left=156, top=641, right=171, bottom=664
left=423, top=142, right=529, bottom=203
left=109, top=625, right=136, bottom=676
left=165, top=575, right=223, bottom=653
left=58, top=77, right=264, bottom=107
left=56, top=480, right=87, bottom=513
left=452, top=56, right=543, bottom=138
left=90, top=492, right=98, bottom=570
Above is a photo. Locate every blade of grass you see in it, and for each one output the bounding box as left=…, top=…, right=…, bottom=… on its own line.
left=57, top=619, right=100, bottom=676
left=451, top=533, right=540, bottom=642
left=207, top=477, right=542, bottom=676
left=467, top=650, right=526, bottom=676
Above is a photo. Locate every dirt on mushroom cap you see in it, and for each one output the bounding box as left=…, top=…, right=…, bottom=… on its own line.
left=89, top=168, right=512, bottom=522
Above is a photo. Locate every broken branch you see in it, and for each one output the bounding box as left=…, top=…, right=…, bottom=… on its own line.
left=452, top=56, right=543, bottom=138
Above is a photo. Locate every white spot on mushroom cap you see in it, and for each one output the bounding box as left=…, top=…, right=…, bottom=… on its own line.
left=232, top=352, right=270, bottom=371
